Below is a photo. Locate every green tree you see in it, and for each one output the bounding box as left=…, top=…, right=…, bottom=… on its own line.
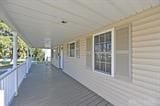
left=0, top=20, right=12, bottom=59
left=0, top=20, right=11, bottom=36
left=32, top=48, right=45, bottom=62
left=0, top=34, right=12, bottom=59
left=0, top=20, right=45, bottom=64
left=17, top=36, right=28, bottom=59
left=0, top=20, right=28, bottom=60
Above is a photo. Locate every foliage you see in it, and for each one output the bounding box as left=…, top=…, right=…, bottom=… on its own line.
left=0, top=20, right=28, bottom=59
left=0, top=20, right=45, bottom=64
left=17, top=36, right=28, bottom=59
left=0, top=20, right=11, bottom=36
left=32, top=48, right=45, bottom=62
left=0, top=35, right=28, bottom=59
left=0, top=20, right=12, bottom=59
left=0, top=35, right=12, bottom=59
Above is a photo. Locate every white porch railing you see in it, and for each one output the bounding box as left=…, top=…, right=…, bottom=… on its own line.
left=0, top=57, right=32, bottom=106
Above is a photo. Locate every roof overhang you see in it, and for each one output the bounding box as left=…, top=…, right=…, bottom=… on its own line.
left=0, top=0, right=160, bottom=48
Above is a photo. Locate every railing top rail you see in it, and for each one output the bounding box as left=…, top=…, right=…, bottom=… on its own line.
left=0, top=60, right=29, bottom=80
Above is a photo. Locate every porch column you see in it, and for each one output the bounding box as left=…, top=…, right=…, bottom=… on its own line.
left=26, top=47, right=29, bottom=74
left=30, top=48, right=32, bottom=59
left=28, top=47, right=32, bottom=68
left=12, top=32, right=17, bottom=68
left=12, top=31, right=18, bottom=96
left=26, top=47, right=31, bottom=73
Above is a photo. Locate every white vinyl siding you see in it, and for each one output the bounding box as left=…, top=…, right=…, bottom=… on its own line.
left=53, top=7, right=160, bottom=106
left=132, top=11, right=160, bottom=94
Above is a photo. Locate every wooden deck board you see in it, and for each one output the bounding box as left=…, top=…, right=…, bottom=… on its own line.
left=11, top=64, right=113, bottom=106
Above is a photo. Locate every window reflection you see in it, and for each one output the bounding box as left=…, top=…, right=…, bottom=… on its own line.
left=94, top=31, right=112, bottom=74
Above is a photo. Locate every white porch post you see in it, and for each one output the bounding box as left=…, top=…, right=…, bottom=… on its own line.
left=26, top=47, right=30, bottom=74
left=0, top=91, right=4, bottom=106
left=30, top=48, right=32, bottom=61
left=28, top=47, right=32, bottom=71
left=12, top=31, right=18, bottom=96
left=12, top=32, right=17, bottom=68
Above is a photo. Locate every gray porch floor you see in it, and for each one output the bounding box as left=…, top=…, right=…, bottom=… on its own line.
left=11, top=64, right=113, bottom=106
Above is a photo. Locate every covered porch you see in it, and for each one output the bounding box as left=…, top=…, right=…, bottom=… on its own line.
left=0, top=0, right=160, bottom=106
left=11, top=64, right=112, bottom=106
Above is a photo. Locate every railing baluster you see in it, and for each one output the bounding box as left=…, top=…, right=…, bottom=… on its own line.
left=15, top=67, right=18, bottom=96
left=0, top=78, right=4, bottom=90
left=0, top=57, right=32, bottom=106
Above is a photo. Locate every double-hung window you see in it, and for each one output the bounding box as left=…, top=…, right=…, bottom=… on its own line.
left=93, top=29, right=114, bottom=76
left=69, top=42, right=76, bottom=57
left=67, top=40, right=80, bottom=58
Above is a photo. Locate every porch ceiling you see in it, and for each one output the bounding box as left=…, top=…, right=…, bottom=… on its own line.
left=0, top=0, right=160, bottom=48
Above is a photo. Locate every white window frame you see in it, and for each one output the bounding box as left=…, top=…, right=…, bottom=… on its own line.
left=68, top=41, right=76, bottom=58
left=92, top=28, right=115, bottom=77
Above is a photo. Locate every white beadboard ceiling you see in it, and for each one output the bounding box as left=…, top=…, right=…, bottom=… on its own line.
left=0, top=0, right=160, bottom=48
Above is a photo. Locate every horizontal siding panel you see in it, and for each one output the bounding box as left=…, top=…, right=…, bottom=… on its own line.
left=132, top=46, right=160, bottom=52
left=132, top=18, right=160, bottom=31
left=132, top=32, right=160, bottom=42
left=109, top=78, right=160, bottom=98
left=132, top=64, right=160, bottom=73
left=80, top=43, right=86, bottom=46
left=133, top=74, right=160, bottom=87
left=132, top=53, right=160, bottom=59
left=132, top=40, right=160, bottom=47
left=133, top=69, right=160, bottom=80
left=132, top=79, right=160, bottom=93
left=132, top=26, right=160, bottom=37
left=65, top=60, right=86, bottom=66
left=133, top=58, right=160, bottom=66
left=132, top=13, right=160, bottom=26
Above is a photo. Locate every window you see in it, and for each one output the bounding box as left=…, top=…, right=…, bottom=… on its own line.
left=67, top=40, right=80, bottom=58
left=69, top=42, right=75, bottom=57
left=93, top=29, right=114, bottom=75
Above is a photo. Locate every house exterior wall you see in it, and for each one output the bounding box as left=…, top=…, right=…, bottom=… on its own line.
left=52, top=6, right=160, bottom=106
